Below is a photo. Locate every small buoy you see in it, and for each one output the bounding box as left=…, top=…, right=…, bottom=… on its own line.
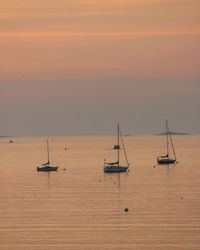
left=124, top=208, right=129, bottom=212
left=153, top=165, right=156, bottom=168
left=63, top=168, right=66, bottom=171
left=180, top=197, right=183, bottom=199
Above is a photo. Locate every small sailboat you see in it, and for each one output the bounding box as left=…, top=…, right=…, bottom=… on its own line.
left=113, top=144, right=120, bottom=150
left=37, top=139, right=58, bottom=171
left=157, top=120, right=177, bottom=164
left=104, top=124, right=129, bottom=173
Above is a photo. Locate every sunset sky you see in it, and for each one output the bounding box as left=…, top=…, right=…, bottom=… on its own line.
left=0, top=0, right=200, bottom=136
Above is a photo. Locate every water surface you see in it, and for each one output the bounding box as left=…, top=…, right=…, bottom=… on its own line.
left=0, top=135, right=200, bottom=249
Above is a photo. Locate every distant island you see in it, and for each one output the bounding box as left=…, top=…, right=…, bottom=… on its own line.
left=0, top=136, right=14, bottom=138
left=155, top=132, right=190, bottom=136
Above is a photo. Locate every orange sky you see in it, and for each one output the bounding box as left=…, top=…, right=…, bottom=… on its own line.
left=0, top=0, right=200, bottom=136
left=0, top=0, right=200, bottom=80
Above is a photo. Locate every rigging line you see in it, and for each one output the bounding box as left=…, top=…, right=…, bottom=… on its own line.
left=119, top=127, right=129, bottom=166
left=166, top=120, right=169, bottom=156
left=117, top=123, right=120, bottom=167
left=167, top=122, right=177, bottom=160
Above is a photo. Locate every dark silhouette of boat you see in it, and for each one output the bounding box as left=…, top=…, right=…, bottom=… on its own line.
left=157, top=120, right=177, bottom=165
left=104, top=124, right=129, bottom=173
left=113, top=144, right=120, bottom=150
left=37, top=140, right=58, bottom=171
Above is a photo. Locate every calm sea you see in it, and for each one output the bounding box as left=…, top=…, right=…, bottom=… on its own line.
left=0, top=135, right=200, bottom=250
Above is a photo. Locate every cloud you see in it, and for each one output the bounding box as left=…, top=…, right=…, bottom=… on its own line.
left=0, top=31, right=200, bottom=38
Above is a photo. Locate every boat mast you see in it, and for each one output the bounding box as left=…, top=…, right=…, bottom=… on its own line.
left=117, top=123, right=120, bottom=167
left=166, top=120, right=169, bottom=158
left=47, top=139, right=50, bottom=164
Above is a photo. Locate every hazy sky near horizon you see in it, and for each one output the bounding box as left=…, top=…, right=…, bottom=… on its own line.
left=0, top=0, right=200, bottom=136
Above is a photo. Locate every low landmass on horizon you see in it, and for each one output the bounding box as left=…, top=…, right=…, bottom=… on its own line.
left=0, top=136, right=13, bottom=138
left=155, top=132, right=191, bottom=136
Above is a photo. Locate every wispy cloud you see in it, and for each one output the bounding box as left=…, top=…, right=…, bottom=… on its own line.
left=0, top=31, right=200, bottom=38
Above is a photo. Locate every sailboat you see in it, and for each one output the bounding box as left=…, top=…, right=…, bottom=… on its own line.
left=37, top=139, right=58, bottom=171
left=104, top=124, right=130, bottom=173
left=157, top=120, right=177, bottom=164
left=113, top=144, right=120, bottom=150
